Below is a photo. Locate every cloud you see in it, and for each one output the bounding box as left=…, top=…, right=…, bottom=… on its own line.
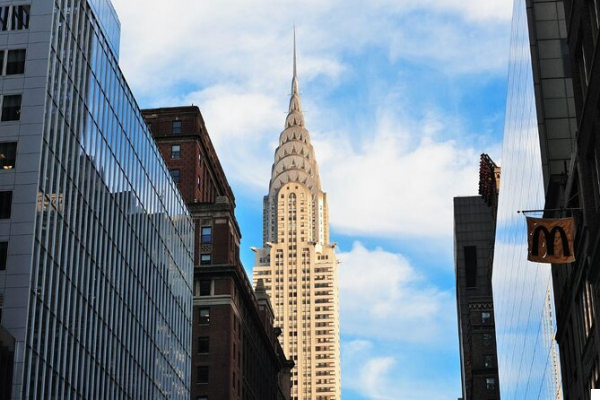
left=338, top=242, right=455, bottom=343
left=178, top=86, right=284, bottom=189
left=342, top=339, right=461, bottom=400
left=316, top=108, right=481, bottom=239
left=108, top=1, right=507, bottom=240
left=110, top=0, right=511, bottom=103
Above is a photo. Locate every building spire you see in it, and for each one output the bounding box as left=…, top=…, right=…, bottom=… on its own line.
left=291, top=26, right=300, bottom=97
left=293, top=25, right=297, bottom=78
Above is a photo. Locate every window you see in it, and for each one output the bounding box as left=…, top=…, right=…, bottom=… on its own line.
left=484, top=355, right=494, bottom=368
left=464, top=246, right=477, bottom=288
left=591, top=361, right=600, bottom=389
left=198, top=337, right=209, bottom=353
left=0, top=191, right=12, bottom=219
left=201, top=226, right=212, bottom=243
left=200, top=253, right=211, bottom=265
left=591, top=0, right=600, bottom=41
left=0, top=7, right=8, bottom=31
left=11, top=5, right=30, bottom=30
left=170, top=169, right=180, bottom=183
left=198, top=153, right=202, bottom=166
left=486, top=377, right=495, bottom=391
left=199, top=280, right=211, bottom=296
left=582, top=279, right=596, bottom=339
left=171, top=145, right=181, bottom=159
left=483, top=333, right=492, bottom=346
left=0, top=242, right=7, bottom=271
left=197, top=366, right=208, bottom=384
left=0, top=6, right=29, bottom=31
left=199, top=308, right=210, bottom=324
left=481, top=311, right=492, bottom=324
left=1, top=95, right=22, bottom=121
left=6, top=49, right=26, bottom=75
left=0, top=142, right=17, bottom=170
left=172, top=120, right=182, bottom=134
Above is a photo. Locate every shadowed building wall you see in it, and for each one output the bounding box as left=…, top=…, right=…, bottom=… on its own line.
left=455, top=156, right=502, bottom=400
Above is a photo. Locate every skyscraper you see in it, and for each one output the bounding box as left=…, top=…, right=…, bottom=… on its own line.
left=454, top=155, right=502, bottom=400
left=252, top=40, right=341, bottom=400
left=492, top=0, right=573, bottom=398
left=0, top=0, right=194, bottom=398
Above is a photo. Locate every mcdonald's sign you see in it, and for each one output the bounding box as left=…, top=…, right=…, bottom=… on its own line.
left=527, top=217, right=575, bottom=263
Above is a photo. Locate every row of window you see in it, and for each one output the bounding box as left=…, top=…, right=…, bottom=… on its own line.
left=0, top=49, right=26, bottom=76
left=0, top=5, right=30, bottom=31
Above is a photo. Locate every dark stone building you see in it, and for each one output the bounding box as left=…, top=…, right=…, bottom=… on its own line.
left=0, top=325, right=15, bottom=400
left=454, top=155, right=501, bottom=400
left=542, top=0, right=600, bottom=397
left=143, top=106, right=293, bottom=400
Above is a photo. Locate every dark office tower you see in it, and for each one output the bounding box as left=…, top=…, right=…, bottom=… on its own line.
left=454, top=155, right=501, bottom=400
left=493, top=0, right=575, bottom=399
left=143, top=106, right=293, bottom=400
left=0, top=0, right=196, bottom=398
left=546, top=0, right=600, bottom=397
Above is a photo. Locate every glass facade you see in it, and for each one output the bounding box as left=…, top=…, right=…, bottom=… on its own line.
left=0, top=0, right=194, bottom=398
left=492, top=0, right=562, bottom=399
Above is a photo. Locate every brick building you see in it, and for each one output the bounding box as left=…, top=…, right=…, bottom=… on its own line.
left=143, top=106, right=293, bottom=400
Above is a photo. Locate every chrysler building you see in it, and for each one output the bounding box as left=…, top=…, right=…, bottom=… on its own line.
left=252, top=38, right=341, bottom=400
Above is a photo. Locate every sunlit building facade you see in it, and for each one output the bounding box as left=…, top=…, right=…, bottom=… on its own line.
left=252, top=46, right=341, bottom=400
left=492, top=0, right=573, bottom=399
left=0, top=0, right=194, bottom=398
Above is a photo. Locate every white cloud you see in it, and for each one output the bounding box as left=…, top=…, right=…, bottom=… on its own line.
left=342, top=339, right=461, bottom=400
left=316, top=109, right=481, bottom=238
left=338, top=242, right=455, bottom=343
left=178, top=86, right=283, bottom=189
left=110, top=0, right=511, bottom=103
left=107, top=1, right=506, bottom=240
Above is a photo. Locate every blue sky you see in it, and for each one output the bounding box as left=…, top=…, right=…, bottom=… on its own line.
left=110, top=0, right=513, bottom=398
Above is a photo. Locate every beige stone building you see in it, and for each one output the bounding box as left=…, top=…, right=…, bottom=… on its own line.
left=252, top=43, right=341, bottom=400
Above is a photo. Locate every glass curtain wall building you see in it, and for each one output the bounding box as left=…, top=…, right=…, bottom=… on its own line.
left=0, top=0, right=194, bottom=398
left=492, top=0, right=563, bottom=399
